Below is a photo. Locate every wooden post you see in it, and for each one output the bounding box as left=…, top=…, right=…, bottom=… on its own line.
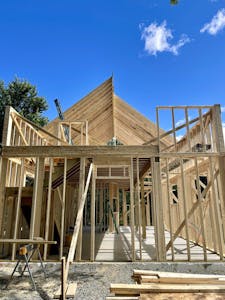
left=156, top=108, right=160, bottom=152
left=185, top=107, right=191, bottom=151
left=146, top=194, right=150, bottom=226
left=85, top=121, right=89, bottom=145
left=180, top=158, right=191, bottom=261
left=165, top=158, right=175, bottom=261
left=0, top=158, right=8, bottom=238
left=151, top=157, right=166, bottom=261
left=99, top=184, right=104, bottom=228
left=76, top=157, right=85, bottom=261
left=30, top=157, right=45, bottom=239
left=65, top=163, right=93, bottom=280
left=59, top=158, right=67, bottom=259
left=116, top=185, right=120, bottom=228
left=12, top=159, right=24, bottom=260
left=212, top=105, right=225, bottom=224
left=61, top=256, right=66, bottom=300
left=44, top=158, right=54, bottom=260
left=122, top=189, right=127, bottom=226
left=171, top=108, right=177, bottom=152
left=209, top=157, right=224, bottom=259
left=141, top=179, right=146, bottom=239
left=136, top=158, right=142, bottom=260
left=1, top=106, right=13, bottom=146
left=130, top=158, right=135, bottom=261
left=90, top=164, right=96, bottom=261
left=194, top=157, right=207, bottom=261
left=109, top=183, right=114, bottom=232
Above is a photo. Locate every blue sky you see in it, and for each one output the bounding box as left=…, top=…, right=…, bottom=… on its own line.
left=0, top=0, right=225, bottom=136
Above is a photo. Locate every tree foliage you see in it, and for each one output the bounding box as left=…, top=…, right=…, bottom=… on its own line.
left=170, top=0, right=179, bottom=4
left=0, top=78, right=48, bottom=143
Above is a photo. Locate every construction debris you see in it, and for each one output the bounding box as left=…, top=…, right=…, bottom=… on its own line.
left=107, top=270, right=225, bottom=299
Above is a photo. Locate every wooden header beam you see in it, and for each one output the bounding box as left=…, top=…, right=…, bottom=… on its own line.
left=1, top=145, right=159, bottom=158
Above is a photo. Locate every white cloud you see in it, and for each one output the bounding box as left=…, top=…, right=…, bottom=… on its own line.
left=176, top=134, right=183, bottom=141
left=175, top=116, right=191, bottom=127
left=221, top=106, right=225, bottom=113
left=175, top=118, right=186, bottom=127
left=140, top=21, right=190, bottom=56
left=200, top=9, right=225, bottom=35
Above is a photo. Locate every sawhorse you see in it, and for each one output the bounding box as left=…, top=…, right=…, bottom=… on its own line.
left=5, top=243, right=46, bottom=290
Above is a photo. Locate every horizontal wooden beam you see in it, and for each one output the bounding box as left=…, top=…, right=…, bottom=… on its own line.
left=0, top=239, right=57, bottom=244
left=110, top=283, right=225, bottom=295
left=1, top=145, right=159, bottom=158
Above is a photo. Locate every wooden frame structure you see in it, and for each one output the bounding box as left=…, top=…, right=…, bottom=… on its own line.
left=0, top=78, right=225, bottom=264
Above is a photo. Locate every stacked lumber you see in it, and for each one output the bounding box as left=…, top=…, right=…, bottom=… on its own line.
left=106, top=270, right=225, bottom=300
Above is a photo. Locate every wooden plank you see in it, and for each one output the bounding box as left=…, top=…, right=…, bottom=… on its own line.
left=171, top=108, right=177, bottom=152
left=54, top=283, right=77, bottom=299
left=90, top=164, right=96, bottom=261
left=194, top=157, right=207, bottom=261
left=151, top=157, right=166, bottom=261
left=110, top=283, right=225, bottom=295
left=141, top=180, right=146, bottom=239
left=180, top=158, right=190, bottom=260
left=156, top=108, right=160, bottom=152
left=85, top=121, right=89, bottom=145
left=0, top=239, right=56, bottom=244
left=146, top=194, right=150, bottom=226
left=211, top=105, right=225, bottom=244
left=106, top=297, right=139, bottom=300
left=139, top=275, right=225, bottom=284
left=109, top=183, right=114, bottom=232
left=140, top=293, right=225, bottom=300
left=12, top=158, right=24, bottom=260
left=75, top=157, right=85, bottom=261
left=60, top=158, right=67, bottom=259
left=65, top=163, right=93, bottom=280
left=0, top=158, right=8, bottom=240
left=157, top=106, right=213, bottom=109
left=30, top=157, right=45, bottom=239
left=185, top=107, right=191, bottom=151
left=199, top=108, right=205, bottom=146
left=132, top=270, right=225, bottom=279
left=122, top=189, right=127, bottom=226
left=130, top=158, right=135, bottom=261
left=1, top=106, right=13, bottom=146
left=165, top=158, right=174, bottom=261
left=61, top=256, right=66, bottom=300
left=66, top=282, right=77, bottom=297
left=209, top=157, right=224, bottom=259
left=136, top=158, right=142, bottom=260
left=44, top=158, right=54, bottom=260
left=1, top=145, right=159, bottom=158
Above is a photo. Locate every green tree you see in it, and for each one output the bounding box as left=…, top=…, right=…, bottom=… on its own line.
left=170, top=0, right=178, bottom=4
left=0, top=78, right=48, bottom=143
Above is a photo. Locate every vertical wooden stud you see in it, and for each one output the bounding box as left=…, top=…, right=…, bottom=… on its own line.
left=165, top=158, right=175, bottom=261
left=129, top=158, right=135, bottom=261
left=90, top=164, right=96, bottom=261
left=12, top=159, right=24, bottom=260
left=76, top=157, right=85, bottom=261
left=180, top=158, right=191, bottom=261
left=44, top=158, right=54, bottom=260
left=151, top=157, right=166, bottom=261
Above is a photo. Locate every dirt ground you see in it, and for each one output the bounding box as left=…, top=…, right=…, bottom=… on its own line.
left=1, top=262, right=225, bottom=300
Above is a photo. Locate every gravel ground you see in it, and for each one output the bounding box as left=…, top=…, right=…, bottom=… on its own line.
left=1, top=262, right=225, bottom=300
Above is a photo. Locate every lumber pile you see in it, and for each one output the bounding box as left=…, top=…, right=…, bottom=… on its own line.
left=106, top=269, right=225, bottom=300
